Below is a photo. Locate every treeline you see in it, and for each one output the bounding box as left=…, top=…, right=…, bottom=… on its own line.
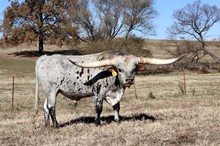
left=0, top=0, right=157, bottom=55
left=0, top=0, right=220, bottom=64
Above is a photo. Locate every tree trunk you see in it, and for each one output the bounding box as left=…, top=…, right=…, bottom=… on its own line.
left=203, top=47, right=220, bottom=63
left=200, top=40, right=220, bottom=63
left=38, top=12, right=44, bottom=55
left=38, top=37, right=44, bottom=55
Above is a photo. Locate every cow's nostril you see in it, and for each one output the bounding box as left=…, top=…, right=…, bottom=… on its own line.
left=125, top=79, right=134, bottom=83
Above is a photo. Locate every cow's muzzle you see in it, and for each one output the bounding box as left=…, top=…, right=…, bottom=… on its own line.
left=123, top=78, right=134, bottom=87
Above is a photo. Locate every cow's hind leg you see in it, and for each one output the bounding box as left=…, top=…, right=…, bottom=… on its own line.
left=44, top=99, right=50, bottom=127
left=44, top=92, right=59, bottom=128
left=48, top=93, right=59, bottom=128
left=49, top=106, right=58, bottom=128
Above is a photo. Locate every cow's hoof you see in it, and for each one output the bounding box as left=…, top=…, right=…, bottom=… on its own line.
left=115, top=120, right=121, bottom=125
left=53, top=123, right=59, bottom=128
left=95, top=121, right=101, bottom=126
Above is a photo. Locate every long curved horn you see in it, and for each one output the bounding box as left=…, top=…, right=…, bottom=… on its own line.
left=138, top=55, right=183, bottom=65
left=69, top=59, right=115, bottom=68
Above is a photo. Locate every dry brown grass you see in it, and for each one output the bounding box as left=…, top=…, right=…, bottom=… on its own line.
left=1, top=54, right=220, bottom=145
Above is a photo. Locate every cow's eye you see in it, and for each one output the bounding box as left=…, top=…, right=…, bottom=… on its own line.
left=118, top=68, right=122, bottom=72
left=132, top=68, right=135, bottom=73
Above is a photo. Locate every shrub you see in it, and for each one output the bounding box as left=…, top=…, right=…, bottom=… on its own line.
left=83, top=37, right=152, bottom=57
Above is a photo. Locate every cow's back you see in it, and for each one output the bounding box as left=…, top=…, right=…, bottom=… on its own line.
left=35, top=53, right=116, bottom=100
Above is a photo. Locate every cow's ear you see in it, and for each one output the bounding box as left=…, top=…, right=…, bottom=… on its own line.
left=135, top=64, right=146, bottom=71
left=107, top=66, right=118, bottom=76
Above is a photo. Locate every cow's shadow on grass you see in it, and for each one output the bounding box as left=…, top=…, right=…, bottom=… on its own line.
left=58, top=113, right=155, bottom=128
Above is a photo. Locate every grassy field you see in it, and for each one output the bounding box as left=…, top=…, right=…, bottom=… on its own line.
left=1, top=52, right=220, bottom=145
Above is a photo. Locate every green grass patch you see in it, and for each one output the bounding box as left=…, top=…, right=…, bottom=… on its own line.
left=0, top=57, right=35, bottom=76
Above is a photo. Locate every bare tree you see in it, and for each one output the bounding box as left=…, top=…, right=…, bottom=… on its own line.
left=123, top=0, right=156, bottom=38
left=2, top=0, right=157, bottom=54
left=167, top=0, right=220, bottom=63
left=66, top=0, right=157, bottom=43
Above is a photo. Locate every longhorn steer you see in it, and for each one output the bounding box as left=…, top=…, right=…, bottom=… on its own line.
left=35, top=51, right=181, bottom=127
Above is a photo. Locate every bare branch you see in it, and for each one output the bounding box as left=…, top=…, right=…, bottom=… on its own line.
left=167, top=0, right=220, bottom=63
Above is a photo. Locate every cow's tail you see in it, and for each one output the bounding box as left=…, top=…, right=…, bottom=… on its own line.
left=34, top=67, right=39, bottom=116
left=32, top=56, right=45, bottom=126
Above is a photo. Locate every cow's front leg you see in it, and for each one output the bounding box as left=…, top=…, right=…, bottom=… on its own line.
left=94, top=96, right=103, bottom=126
left=113, top=102, right=120, bottom=122
left=105, top=88, right=124, bottom=123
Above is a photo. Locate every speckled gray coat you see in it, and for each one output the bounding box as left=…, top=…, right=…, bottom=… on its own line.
left=34, top=51, right=180, bottom=127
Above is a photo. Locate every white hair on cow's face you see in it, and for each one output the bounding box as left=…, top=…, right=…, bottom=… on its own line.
left=111, top=55, right=139, bottom=87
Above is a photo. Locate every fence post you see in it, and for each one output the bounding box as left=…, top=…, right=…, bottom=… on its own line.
left=12, top=74, right=15, bottom=111
left=183, top=68, right=187, bottom=95
left=133, top=81, right=138, bottom=99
